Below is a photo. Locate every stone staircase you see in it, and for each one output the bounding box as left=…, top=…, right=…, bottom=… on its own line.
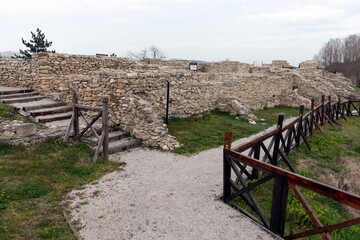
left=0, top=86, right=141, bottom=154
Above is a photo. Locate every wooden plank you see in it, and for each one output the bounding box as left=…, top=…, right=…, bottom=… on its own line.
left=74, top=103, right=103, bottom=112
left=72, top=93, right=79, bottom=141
left=223, top=132, right=232, bottom=203
left=93, top=132, right=105, bottom=162
left=78, top=112, right=102, bottom=138
left=235, top=163, right=270, bottom=229
left=272, top=114, right=284, bottom=165
left=312, top=119, right=323, bottom=133
left=232, top=158, right=253, bottom=181
left=224, top=131, right=232, bottom=150
left=270, top=175, right=289, bottom=236
left=310, top=99, right=314, bottom=136
left=102, top=97, right=109, bottom=161
left=63, top=113, right=74, bottom=142
left=260, top=142, right=274, bottom=164
left=323, top=113, right=336, bottom=128
left=233, top=128, right=278, bottom=152
left=252, top=143, right=260, bottom=179
left=22, top=102, right=66, bottom=111
left=282, top=116, right=301, bottom=132
left=285, top=217, right=360, bottom=239
left=289, top=183, right=331, bottom=240
left=321, top=95, right=325, bottom=125
left=230, top=174, right=274, bottom=199
left=351, top=101, right=360, bottom=114
left=278, top=151, right=295, bottom=172
left=79, top=110, right=99, bottom=139
left=299, top=130, right=311, bottom=150
left=224, top=149, right=360, bottom=211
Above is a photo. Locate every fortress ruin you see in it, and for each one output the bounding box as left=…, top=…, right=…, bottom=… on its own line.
left=0, top=53, right=358, bottom=149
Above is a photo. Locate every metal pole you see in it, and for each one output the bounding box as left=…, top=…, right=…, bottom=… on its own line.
left=165, top=80, right=170, bottom=125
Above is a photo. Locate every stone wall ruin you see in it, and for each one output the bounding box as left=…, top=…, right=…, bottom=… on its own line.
left=0, top=53, right=358, bottom=149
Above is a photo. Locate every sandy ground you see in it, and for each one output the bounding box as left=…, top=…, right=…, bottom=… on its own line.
left=66, top=124, right=291, bottom=240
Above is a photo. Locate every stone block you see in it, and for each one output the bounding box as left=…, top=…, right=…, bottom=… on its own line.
left=14, top=123, right=37, bottom=137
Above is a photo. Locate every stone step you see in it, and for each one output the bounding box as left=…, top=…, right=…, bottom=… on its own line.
left=35, top=112, right=73, bottom=123
left=108, top=138, right=142, bottom=154
left=22, top=102, right=67, bottom=111
left=2, top=95, right=47, bottom=104
left=82, top=131, right=127, bottom=146
left=89, top=138, right=142, bottom=154
left=29, top=106, right=72, bottom=117
left=0, top=88, right=33, bottom=95
left=0, top=92, right=39, bottom=100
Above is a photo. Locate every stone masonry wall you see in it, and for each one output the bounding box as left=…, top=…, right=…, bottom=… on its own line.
left=0, top=53, right=358, bottom=149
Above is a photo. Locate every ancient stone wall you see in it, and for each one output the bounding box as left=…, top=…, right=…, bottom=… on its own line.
left=0, top=53, right=358, bottom=149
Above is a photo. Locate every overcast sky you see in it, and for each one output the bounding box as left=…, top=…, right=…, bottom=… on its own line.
left=1, top=0, right=360, bottom=65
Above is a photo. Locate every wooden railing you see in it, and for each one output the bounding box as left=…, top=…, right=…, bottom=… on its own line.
left=64, top=92, right=109, bottom=162
left=223, top=95, right=360, bottom=239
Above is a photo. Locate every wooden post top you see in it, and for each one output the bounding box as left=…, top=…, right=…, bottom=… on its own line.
left=299, top=105, right=304, bottom=116
left=321, top=95, right=325, bottom=104
left=311, top=99, right=315, bottom=110
left=277, top=113, right=285, bottom=128
left=224, top=131, right=232, bottom=150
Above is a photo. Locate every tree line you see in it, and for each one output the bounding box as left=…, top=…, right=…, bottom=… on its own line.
left=314, top=33, right=360, bottom=86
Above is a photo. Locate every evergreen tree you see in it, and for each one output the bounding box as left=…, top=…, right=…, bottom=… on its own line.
left=16, top=28, right=55, bottom=59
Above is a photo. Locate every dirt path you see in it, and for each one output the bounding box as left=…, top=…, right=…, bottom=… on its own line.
left=67, top=123, right=290, bottom=240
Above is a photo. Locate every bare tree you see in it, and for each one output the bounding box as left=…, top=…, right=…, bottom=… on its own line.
left=127, top=45, right=165, bottom=61
left=150, top=45, right=165, bottom=59
left=314, top=33, right=360, bottom=86
left=127, top=48, right=148, bottom=61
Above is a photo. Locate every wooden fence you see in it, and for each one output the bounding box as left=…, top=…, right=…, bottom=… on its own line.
left=64, top=92, right=109, bottom=162
left=223, top=96, right=360, bottom=239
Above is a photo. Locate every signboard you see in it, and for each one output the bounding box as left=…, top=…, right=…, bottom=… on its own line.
left=189, top=62, right=197, bottom=71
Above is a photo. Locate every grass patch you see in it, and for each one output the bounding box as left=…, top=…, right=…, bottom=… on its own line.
left=168, top=106, right=303, bottom=155
left=0, top=102, right=25, bottom=120
left=352, top=86, right=360, bottom=93
left=0, top=139, right=118, bottom=239
left=233, top=117, right=360, bottom=239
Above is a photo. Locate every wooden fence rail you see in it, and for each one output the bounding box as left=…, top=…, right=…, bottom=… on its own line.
left=223, top=95, right=360, bottom=239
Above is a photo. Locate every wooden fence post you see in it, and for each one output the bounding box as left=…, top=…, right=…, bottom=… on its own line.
left=252, top=143, right=260, bottom=179
left=272, top=114, right=284, bottom=165
left=223, top=131, right=232, bottom=203
left=270, top=175, right=289, bottom=236
left=336, top=97, right=340, bottom=120
left=102, top=97, right=109, bottom=161
left=310, top=99, right=314, bottom=136
left=347, top=99, right=352, bottom=116
left=321, top=95, right=325, bottom=125
left=73, top=92, right=79, bottom=141
left=328, top=96, right=332, bottom=118
left=295, top=105, right=304, bottom=147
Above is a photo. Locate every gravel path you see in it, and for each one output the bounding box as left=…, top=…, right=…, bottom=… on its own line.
left=67, top=124, right=291, bottom=240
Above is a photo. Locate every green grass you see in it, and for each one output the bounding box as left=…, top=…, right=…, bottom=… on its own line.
left=232, top=117, right=360, bottom=239
left=168, top=106, right=304, bottom=155
left=0, top=102, right=22, bottom=120
left=352, top=86, right=360, bottom=93
left=0, top=139, right=118, bottom=239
